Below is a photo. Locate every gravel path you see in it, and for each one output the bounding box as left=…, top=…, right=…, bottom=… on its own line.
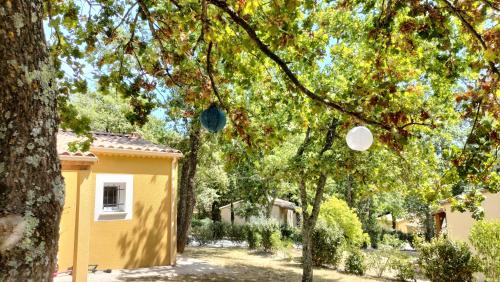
left=54, top=256, right=228, bottom=281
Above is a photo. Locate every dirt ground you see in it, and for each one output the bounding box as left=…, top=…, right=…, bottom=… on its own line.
left=55, top=246, right=391, bottom=281
left=172, top=247, right=386, bottom=282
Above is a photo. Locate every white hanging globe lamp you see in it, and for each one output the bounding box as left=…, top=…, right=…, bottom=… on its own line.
left=346, top=126, right=373, bottom=151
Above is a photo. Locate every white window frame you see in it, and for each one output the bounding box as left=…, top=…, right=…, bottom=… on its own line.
left=95, top=174, right=133, bottom=221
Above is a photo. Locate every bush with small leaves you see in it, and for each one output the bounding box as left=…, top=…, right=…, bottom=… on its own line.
left=280, top=224, right=294, bottom=239
left=320, top=196, right=366, bottom=247
left=312, top=220, right=344, bottom=267
left=264, top=231, right=282, bottom=253
left=245, top=225, right=261, bottom=249
left=345, top=250, right=366, bottom=276
left=212, top=221, right=226, bottom=240
left=254, top=218, right=281, bottom=253
left=191, top=218, right=215, bottom=246
left=367, top=234, right=405, bottom=277
left=391, top=259, right=416, bottom=282
left=291, top=227, right=303, bottom=244
left=469, top=220, right=500, bottom=281
left=418, top=237, right=480, bottom=282
left=226, top=224, right=246, bottom=243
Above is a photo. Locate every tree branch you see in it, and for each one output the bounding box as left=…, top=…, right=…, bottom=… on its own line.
left=441, top=0, right=499, bottom=76
left=208, top=0, right=392, bottom=130
left=295, top=127, right=312, bottom=222
left=480, top=0, right=499, bottom=11
left=111, top=2, right=139, bottom=35
left=310, top=119, right=338, bottom=225
left=462, top=98, right=483, bottom=155
left=206, top=41, right=227, bottom=110
left=138, top=0, right=184, bottom=88
left=399, top=121, right=433, bottom=130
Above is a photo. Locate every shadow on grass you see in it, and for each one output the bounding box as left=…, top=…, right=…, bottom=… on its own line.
left=115, top=261, right=345, bottom=282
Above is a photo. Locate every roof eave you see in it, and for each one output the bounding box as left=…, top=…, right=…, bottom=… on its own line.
left=91, top=147, right=183, bottom=158
left=59, top=155, right=98, bottom=163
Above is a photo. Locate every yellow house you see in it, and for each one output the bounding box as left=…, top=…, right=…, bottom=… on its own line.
left=57, top=131, right=182, bottom=281
left=377, top=213, right=421, bottom=234
left=434, top=191, right=500, bottom=241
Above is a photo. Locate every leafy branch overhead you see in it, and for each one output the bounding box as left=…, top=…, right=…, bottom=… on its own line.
left=48, top=0, right=498, bottom=189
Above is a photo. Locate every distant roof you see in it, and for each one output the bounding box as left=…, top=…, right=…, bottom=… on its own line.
left=376, top=213, right=408, bottom=223
left=273, top=198, right=296, bottom=209
left=219, top=198, right=296, bottom=210
left=57, top=131, right=182, bottom=159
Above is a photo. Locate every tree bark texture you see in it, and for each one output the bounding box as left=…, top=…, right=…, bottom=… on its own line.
left=297, top=120, right=338, bottom=282
left=301, top=222, right=314, bottom=282
left=0, top=1, right=63, bottom=281
left=424, top=208, right=435, bottom=241
left=176, top=121, right=201, bottom=253
left=391, top=213, right=397, bottom=230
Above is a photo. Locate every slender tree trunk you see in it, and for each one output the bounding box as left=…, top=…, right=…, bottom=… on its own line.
left=0, top=1, right=63, bottom=280
left=211, top=201, right=221, bottom=221
left=265, top=189, right=277, bottom=218
left=296, top=119, right=338, bottom=282
left=423, top=207, right=434, bottom=241
left=346, top=174, right=353, bottom=207
left=177, top=121, right=201, bottom=253
left=301, top=222, right=314, bottom=282
left=391, top=212, right=397, bottom=230
left=230, top=202, right=234, bottom=224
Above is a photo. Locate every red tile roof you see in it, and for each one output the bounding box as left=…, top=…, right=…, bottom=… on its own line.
left=57, top=131, right=181, bottom=159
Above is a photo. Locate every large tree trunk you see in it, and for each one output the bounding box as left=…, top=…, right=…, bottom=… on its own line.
left=176, top=121, right=201, bottom=253
left=0, top=1, right=63, bottom=281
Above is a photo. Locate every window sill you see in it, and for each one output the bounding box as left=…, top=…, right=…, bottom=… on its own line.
left=101, top=211, right=127, bottom=215
left=96, top=211, right=130, bottom=221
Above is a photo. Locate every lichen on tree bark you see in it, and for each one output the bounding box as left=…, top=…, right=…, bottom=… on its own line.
left=0, top=0, right=63, bottom=281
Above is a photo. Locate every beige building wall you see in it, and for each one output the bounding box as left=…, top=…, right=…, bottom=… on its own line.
left=220, top=202, right=297, bottom=226
left=220, top=201, right=247, bottom=225
left=441, top=192, right=500, bottom=242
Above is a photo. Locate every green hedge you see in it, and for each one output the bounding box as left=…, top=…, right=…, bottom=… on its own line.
left=418, top=237, right=480, bottom=282
left=312, top=220, right=343, bottom=267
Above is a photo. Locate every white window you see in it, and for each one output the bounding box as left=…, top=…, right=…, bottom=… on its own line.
left=95, top=174, right=133, bottom=221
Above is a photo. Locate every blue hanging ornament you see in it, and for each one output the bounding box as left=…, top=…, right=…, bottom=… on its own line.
left=200, top=104, right=226, bottom=132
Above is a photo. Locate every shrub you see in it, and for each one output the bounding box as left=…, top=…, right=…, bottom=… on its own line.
left=320, top=196, right=366, bottom=246
left=311, top=221, right=343, bottom=267
left=226, top=224, right=246, bottom=243
left=254, top=218, right=281, bottom=253
left=367, top=225, right=382, bottom=249
left=290, top=227, right=302, bottom=244
left=380, top=234, right=404, bottom=249
left=367, top=234, right=405, bottom=277
left=418, top=237, right=480, bottom=282
left=379, top=229, right=415, bottom=248
left=469, top=220, right=500, bottom=281
left=264, top=232, right=282, bottom=253
left=245, top=225, right=262, bottom=249
left=280, top=224, right=294, bottom=240
left=212, top=221, right=226, bottom=240
left=191, top=218, right=215, bottom=246
left=345, top=250, right=366, bottom=276
left=278, top=239, right=295, bottom=261
left=391, top=259, right=416, bottom=282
